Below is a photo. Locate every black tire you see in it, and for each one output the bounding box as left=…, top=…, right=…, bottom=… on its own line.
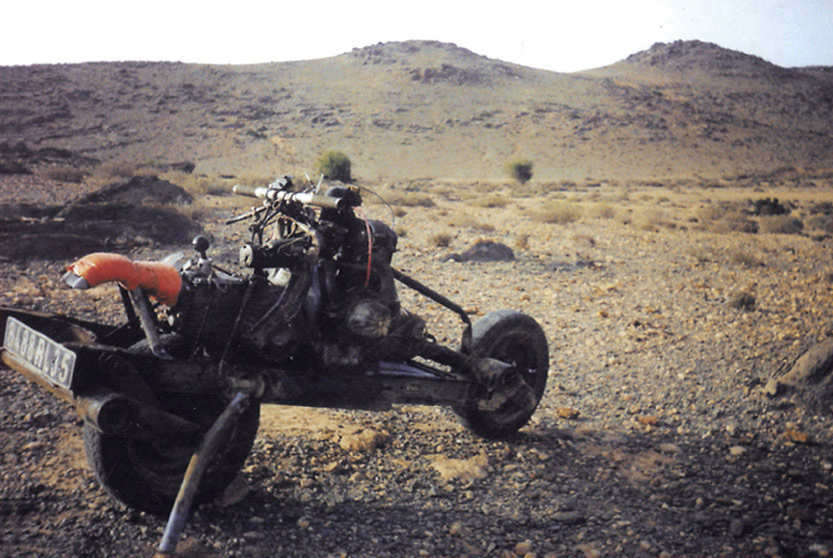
left=83, top=393, right=259, bottom=515
left=83, top=337, right=260, bottom=515
left=454, top=310, right=549, bottom=438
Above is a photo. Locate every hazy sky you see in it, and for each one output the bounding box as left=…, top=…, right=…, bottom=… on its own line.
left=1, top=0, right=831, bottom=71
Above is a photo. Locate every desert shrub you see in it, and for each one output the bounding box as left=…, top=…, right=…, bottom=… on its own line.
left=236, top=173, right=281, bottom=187
left=470, top=194, right=509, bottom=208
left=180, top=174, right=228, bottom=196
left=728, top=290, right=756, bottom=311
left=504, top=157, right=533, bottom=185
left=806, top=214, right=833, bottom=231
left=534, top=201, right=581, bottom=224
left=749, top=197, right=788, bottom=216
left=696, top=204, right=729, bottom=222
left=316, top=150, right=352, bottom=182
left=45, top=166, right=85, bottom=183
left=730, top=249, right=763, bottom=268
left=573, top=234, right=596, bottom=248
left=809, top=201, right=833, bottom=216
left=637, top=210, right=667, bottom=231
left=448, top=214, right=495, bottom=231
left=100, top=160, right=138, bottom=179
left=708, top=211, right=759, bottom=234
left=430, top=232, right=453, bottom=247
left=686, top=246, right=712, bottom=264
left=589, top=202, right=616, bottom=219
left=385, top=191, right=436, bottom=208
left=759, top=215, right=803, bottom=234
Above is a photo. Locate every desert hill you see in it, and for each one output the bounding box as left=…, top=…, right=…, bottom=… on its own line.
left=1, top=39, right=831, bottom=182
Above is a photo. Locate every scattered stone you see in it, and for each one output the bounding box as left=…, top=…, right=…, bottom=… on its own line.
left=556, top=406, right=581, bottom=419
left=338, top=426, right=390, bottom=452
left=773, top=338, right=833, bottom=415
left=428, top=454, right=488, bottom=483
left=450, top=240, right=515, bottom=262
left=636, top=415, right=659, bottom=426
left=729, top=445, right=746, bottom=456
left=514, top=539, right=534, bottom=556
left=551, top=511, right=586, bottom=525
left=809, top=543, right=830, bottom=557
left=219, top=476, right=250, bottom=507
left=784, top=429, right=810, bottom=444
left=764, top=378, right=785, bottom=397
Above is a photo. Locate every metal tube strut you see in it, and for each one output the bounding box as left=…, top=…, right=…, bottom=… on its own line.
left=154, top=391, right=250, bottom=558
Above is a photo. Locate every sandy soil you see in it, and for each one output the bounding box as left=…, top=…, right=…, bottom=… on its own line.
left=1, top=172, right=831, bottom=558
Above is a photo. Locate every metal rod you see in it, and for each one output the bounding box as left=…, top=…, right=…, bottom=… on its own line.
left=128, top=287, right=171, bottom=360
left=155, top=391, right=250, bottom=558
left=391, top=267, right=471, bottom=327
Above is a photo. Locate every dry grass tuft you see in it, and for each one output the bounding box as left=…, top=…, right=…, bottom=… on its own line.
left=44, top=166, right=86, bottom=183
left=759, top=215, right=803, bottom=235
left=705, top=211, right=759, bottom=234
left=588, top=202, right=616, bottom=219
left=636, top=209, right=667, bottom=232
left=514, top=233, right=530, bottom=251
left=385, top=191, right=436, bottom=208
left=99, top=160, right=139, bottom=179
left=179, top=174, right=229, bottom=196
left=430, top=232, right=453, bottom=248
left=447, top=214, right=495, bottom=231
left=729, top=249, right=764, bottom=268
left=469, top=194, right=510, bottom=208
left=728, top=290, right=756, bottom=311
left=534, top=201, right=582, bottom=224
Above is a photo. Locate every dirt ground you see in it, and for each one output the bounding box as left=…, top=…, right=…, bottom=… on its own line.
left=1, top=172, right=831, bottom=558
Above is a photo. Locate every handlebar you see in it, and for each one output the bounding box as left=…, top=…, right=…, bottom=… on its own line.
left=232, top=184, right=345, bottom=210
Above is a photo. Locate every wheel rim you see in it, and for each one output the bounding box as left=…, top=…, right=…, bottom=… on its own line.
left=124, top=393, right=225, bottom=496
left=479, top=329, right=546, bottom=421
left=126, top=437, right=195, bottom=496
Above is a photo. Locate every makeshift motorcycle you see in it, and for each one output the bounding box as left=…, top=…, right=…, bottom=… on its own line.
left=1, top=177, right=549, bottom=541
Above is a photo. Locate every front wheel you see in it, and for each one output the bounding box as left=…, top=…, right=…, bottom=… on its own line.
left=454, top=310, right=549, bottom=438
left=83, top=392, right=260, bottom=515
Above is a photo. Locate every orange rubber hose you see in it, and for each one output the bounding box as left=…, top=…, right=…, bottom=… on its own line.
left=66, top=252, right=182, bottom=306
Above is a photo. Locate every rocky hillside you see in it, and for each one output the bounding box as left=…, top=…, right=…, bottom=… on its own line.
left=1, top=39, right=831, bottom=182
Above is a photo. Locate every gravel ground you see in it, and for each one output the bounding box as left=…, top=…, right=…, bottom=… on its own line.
left=1, top=178, right=832, bottom=558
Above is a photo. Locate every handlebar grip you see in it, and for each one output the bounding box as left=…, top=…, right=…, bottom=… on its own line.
left=232, top=184, right=262, bottom=198
left=232, top=184, right=345, bottom=209
left=301, top=193, right=344, bottom=210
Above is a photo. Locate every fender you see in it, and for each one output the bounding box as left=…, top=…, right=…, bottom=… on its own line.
left=64, top=252, right=182, bottom=306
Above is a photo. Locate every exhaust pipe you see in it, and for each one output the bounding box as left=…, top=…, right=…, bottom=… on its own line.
left=76, top=390, right=133, bottom=434
left=75, top=390, right=201, bottom=442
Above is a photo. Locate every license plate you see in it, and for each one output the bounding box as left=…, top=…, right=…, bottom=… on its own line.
left=3, top=316, right=76, bottom=388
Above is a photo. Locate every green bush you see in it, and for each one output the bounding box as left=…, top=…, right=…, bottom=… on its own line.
left=316, top=150, right=352, bottom=182
left=504, top=158, right=533, bottom=184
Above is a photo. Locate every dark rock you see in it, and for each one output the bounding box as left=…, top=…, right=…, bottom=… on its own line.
left=0, top=176, right=201, bottom=260
left=61, top=175, right=193, bottom=210
left=774, top=338, right=833, bottom=415
left=140, top=160, right=196, bottom=174
left=452, top=240, right=515, bottom=262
